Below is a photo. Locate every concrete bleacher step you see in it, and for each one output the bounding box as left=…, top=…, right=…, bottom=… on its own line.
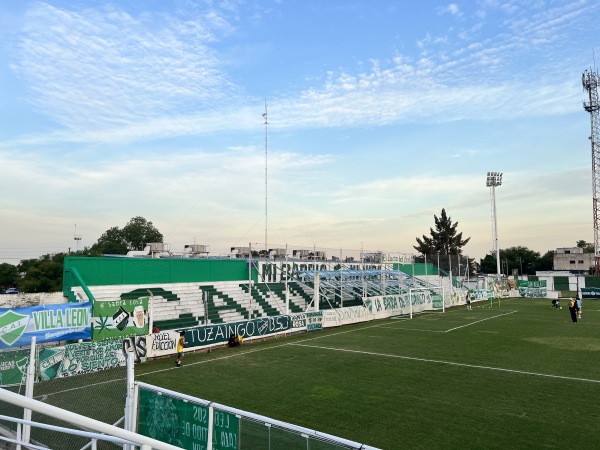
left=202, top=285, right=250, bottom=320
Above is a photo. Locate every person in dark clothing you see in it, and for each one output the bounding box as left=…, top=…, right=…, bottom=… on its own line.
left=228, top=334, right=240, bottom=347
left=568, top=298, right=578, bottom=323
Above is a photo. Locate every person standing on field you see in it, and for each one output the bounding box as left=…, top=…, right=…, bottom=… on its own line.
left=466, top=291, right=472, bottom=310
left=176, top=331, right=186, bottom=367
left=568, top=298, right=578, bottom=323
left=576, top=296, right=582, bottom=319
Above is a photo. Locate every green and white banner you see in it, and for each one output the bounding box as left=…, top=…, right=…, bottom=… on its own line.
left=364, top=294, right=411, bottom=317
left=581, top=287, right=600, bottom=299
left=93, top=297, right=149, bottom=339
left=186, top=315, right=291, bottom=347
left=38, top=339, right=126, bottom=380
left=363, top=291, right=434, bottom=317
left=289, top=311, right=323, bottom=331
left=517, top=280, right=547, bottom=298
left=474, top=289, right=493, bottom=300
left=0, top=348, right=30, bottom=387
left=138, top=387, right=239, bottom=450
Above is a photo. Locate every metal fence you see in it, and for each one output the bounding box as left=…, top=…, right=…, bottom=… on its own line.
left=136, top=382, right=380, bottom=450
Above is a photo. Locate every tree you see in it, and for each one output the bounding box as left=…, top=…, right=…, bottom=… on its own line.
left=576, top=240, right=595, bottom=253
left=0, top=263, right=19, bottom=289
left=479, top=253, right=497, bottom=274
left=89, top=217, right=163, bottom=255
left=502, top=246, right=541, bottom=275
left=479, top=246, right=552, bottom=275
left=538, top=250, right=554, bottom=271
left=122, top=216, right=163, bottom=251
left=414, top=208, right=471, bottom=256
left=17, top=253, right=65, bottom=293
left=90, top=226, right=128, bottom=255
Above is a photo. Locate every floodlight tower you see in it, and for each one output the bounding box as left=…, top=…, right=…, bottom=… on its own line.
left=583, top=69, right=600, bottom=274
left=73, top=224, right=82, bottom=253
left=486, top=172, right=503, bottom=277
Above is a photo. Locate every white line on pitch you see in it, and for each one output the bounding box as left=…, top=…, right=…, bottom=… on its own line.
left=290, top=343, right=600, bottom=384
left=378, top=325, right=445, bottom=333
left=444, top=310, right=518, bottom=332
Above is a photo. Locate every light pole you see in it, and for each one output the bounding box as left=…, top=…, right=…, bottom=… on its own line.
left=486, top=172, right=503, bottom=278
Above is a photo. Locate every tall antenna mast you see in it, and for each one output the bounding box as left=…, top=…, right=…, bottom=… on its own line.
left=263, top=101, right=268, bottom=252
left=583, top=68, right=600, bottom=273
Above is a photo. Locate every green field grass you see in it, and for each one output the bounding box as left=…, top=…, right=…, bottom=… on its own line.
left=134, top=298, right=600, bottom=449
left=11, top=297, right=600, bottom=449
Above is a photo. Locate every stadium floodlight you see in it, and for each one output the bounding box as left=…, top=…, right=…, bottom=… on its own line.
left=486, top=172, right=503, bottom=277
left=486, top=172, right=503, bottom=188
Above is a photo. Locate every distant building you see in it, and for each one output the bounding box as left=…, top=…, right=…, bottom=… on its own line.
left=553, top=247, right=594, bottom=274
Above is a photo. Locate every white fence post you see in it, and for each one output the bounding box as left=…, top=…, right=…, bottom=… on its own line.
left=21, top=336, right=37, bottom=446
left=314, top=273, right=320, bottom=312
left=207, top=405, right=214, bottom=450
left=124, top=350, right=135, bottom=450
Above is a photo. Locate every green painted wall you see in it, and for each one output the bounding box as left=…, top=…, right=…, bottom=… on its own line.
left=63, top=257, right=250, bottom=300
left=397, top=263, right=439, bottom=276
left=584, top=276, right=600, bottom=288
left=553, top=276, right=569, bottom=292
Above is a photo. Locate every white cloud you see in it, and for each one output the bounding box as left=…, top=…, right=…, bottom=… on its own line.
left=3, top=0, right=593, bottom=149
left=439, top=4, right=462, bottom=16
left=12, top=2, right=241, bottom=131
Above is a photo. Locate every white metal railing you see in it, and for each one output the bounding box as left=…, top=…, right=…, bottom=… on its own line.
left=0, top=388, right=183, bottom=450
left=137, top=382, right=380, bottom=450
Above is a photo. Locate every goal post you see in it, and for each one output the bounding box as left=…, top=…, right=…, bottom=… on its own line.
left=408, top=286, right=446, bottom=318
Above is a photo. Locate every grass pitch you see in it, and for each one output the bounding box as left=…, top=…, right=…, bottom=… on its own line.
left=24, top=297, right=600, bottom=449
left=135, top=298, right=600, bottom=449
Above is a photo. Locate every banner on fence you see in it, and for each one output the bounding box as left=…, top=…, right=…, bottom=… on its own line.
left=38, top=338, right=126, bottom=380
left=517, top=280, right=548, bottom=298
left=0, top=348, right=30, bottom=387
left=186, top=315, right=291, bottom=348
left=290, top=312, right=307, bottom=330
left=322, top=306, right=369, bottom=328
left=580, top=287, right=600, bottom=299
left=138, top=388, right=239, bottom=450
left=306, top=311, right=323, bottom=331
left=363, top=294, right=411, bottom=317
left=474, top=289, right=492, bottom=301
left=0, top=302, right=92, bottom=349
left=147, top=331, right=180, bottom=358
left=92, top=297, right=149, bottom=339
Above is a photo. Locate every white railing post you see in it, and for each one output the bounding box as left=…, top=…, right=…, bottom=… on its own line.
left=147, top=289, right=154, bottom=333
left=207, top=405, right=214, bottom=450
left=22, top=336, right=37, bottom=446
left=314, top=273, right=320, bottom=312
left=124, top=350, right=136, bottom=450
left=285, top=243, right=289, bottom=315
left=442, top=286, right=446, bottom=313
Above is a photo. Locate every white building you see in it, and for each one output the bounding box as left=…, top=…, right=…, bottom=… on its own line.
left=553, top=247, right=594, bottom=274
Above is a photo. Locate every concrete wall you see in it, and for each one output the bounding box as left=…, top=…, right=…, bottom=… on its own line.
left=0, top=292, right=65, bottom=308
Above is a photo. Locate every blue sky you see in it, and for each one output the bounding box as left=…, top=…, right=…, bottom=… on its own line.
left=0, top=0, right=598, bottom=264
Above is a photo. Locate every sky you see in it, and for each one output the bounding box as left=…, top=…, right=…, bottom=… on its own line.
left=0, top=0, right=599, bottom=264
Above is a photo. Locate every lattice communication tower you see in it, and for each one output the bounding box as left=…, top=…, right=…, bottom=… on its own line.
left=583, top=69, right=600, bottom=273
